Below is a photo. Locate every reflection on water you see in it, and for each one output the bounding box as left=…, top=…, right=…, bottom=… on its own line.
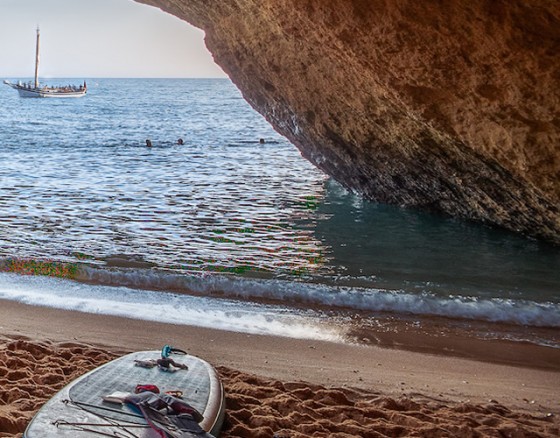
left=312, top=180, right=560, bottom=302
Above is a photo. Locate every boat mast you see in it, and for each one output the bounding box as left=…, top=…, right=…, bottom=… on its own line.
left=34, top=27, right=40, bottom=88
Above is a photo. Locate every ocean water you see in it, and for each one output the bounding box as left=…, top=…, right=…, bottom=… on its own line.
left=0, top=78, right=559, bottom=348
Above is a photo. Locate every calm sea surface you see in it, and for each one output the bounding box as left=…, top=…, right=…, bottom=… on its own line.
left=0, top=78, right=559, bottom=347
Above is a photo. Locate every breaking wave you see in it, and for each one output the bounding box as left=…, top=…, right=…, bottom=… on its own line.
left=0, top=271, right=343, bottom=342
left=75, top=266, right=560, bottom=328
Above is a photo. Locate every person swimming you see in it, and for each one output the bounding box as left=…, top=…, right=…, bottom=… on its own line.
left=146, top=139, right=152, bottom=147
left=177, top=138, right=184, bottom=145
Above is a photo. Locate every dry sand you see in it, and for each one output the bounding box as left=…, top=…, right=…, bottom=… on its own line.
left=0, top=299, right=559, bottom=437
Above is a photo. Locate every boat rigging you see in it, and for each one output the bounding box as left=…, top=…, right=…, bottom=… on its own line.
left=3, top=27, right=87, bottom=98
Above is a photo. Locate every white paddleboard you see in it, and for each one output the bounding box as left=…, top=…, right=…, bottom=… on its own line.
left=23, top=350, right=225, bottom=437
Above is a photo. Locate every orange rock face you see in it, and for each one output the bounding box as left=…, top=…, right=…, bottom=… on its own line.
left=138, top=0, right=560, bottom=243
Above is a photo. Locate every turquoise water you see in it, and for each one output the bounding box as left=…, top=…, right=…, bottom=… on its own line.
left=0, top=78, right=558, bottom=346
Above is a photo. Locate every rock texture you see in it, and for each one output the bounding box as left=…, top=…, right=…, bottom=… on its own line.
left=137, top=0, right=560, bottom=243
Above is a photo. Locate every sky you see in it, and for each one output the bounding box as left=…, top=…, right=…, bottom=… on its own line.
left=0, top=0, right=227, bottom=78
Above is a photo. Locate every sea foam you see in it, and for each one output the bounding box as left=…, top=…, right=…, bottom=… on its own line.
left=0, top=272, right=342, bottom=342
left=75, top=266, right=560, bottom=328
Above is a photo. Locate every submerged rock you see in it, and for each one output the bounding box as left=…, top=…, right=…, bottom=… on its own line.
left=137, top=0, right=560, bottom=243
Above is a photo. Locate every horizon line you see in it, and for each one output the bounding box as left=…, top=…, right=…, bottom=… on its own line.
left=1, top=76, right=230, bottom=80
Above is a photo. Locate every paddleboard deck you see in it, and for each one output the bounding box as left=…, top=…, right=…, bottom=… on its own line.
left=23, top=350, right=225, bottom=437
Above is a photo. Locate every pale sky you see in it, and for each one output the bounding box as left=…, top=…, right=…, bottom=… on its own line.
left=0, top=0, right=227, bottom=78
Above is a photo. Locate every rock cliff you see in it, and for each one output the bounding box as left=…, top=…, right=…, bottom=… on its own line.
left=137, top=0, right=560, bottom=243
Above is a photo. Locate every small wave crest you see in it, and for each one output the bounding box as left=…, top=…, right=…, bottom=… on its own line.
left=0, top=271, right=342, bottom=342
left=76, top=266, right=560, bottom=328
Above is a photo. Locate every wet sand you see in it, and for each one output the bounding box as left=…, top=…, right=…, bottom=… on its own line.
left=0, top=299, right=559, bottom=437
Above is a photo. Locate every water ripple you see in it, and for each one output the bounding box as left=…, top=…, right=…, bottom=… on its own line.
left=0, top=79, right=328, bottom=276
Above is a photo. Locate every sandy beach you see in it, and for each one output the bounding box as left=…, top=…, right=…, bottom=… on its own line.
left=0, top=299, right=559, bottom=437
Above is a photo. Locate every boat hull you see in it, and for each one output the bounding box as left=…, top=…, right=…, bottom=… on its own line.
left=4, top=81, right=86, bottom=98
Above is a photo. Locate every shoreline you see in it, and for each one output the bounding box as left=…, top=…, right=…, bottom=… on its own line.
left=1, top=299, right=559, bottom=416
left=346, top=314, right=560, bottom=371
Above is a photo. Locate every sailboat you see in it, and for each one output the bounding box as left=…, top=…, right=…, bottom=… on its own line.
left=3, top=27, right=87, bottom=98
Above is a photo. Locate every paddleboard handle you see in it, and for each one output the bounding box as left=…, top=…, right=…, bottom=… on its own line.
left=161, top=345, right=187, bottom=357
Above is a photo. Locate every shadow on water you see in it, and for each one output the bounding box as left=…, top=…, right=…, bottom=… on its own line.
left=307, top=179, right=560, bottom=302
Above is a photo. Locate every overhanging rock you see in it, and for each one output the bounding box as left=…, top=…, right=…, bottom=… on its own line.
left=137, top=0, right=560, bottom=244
